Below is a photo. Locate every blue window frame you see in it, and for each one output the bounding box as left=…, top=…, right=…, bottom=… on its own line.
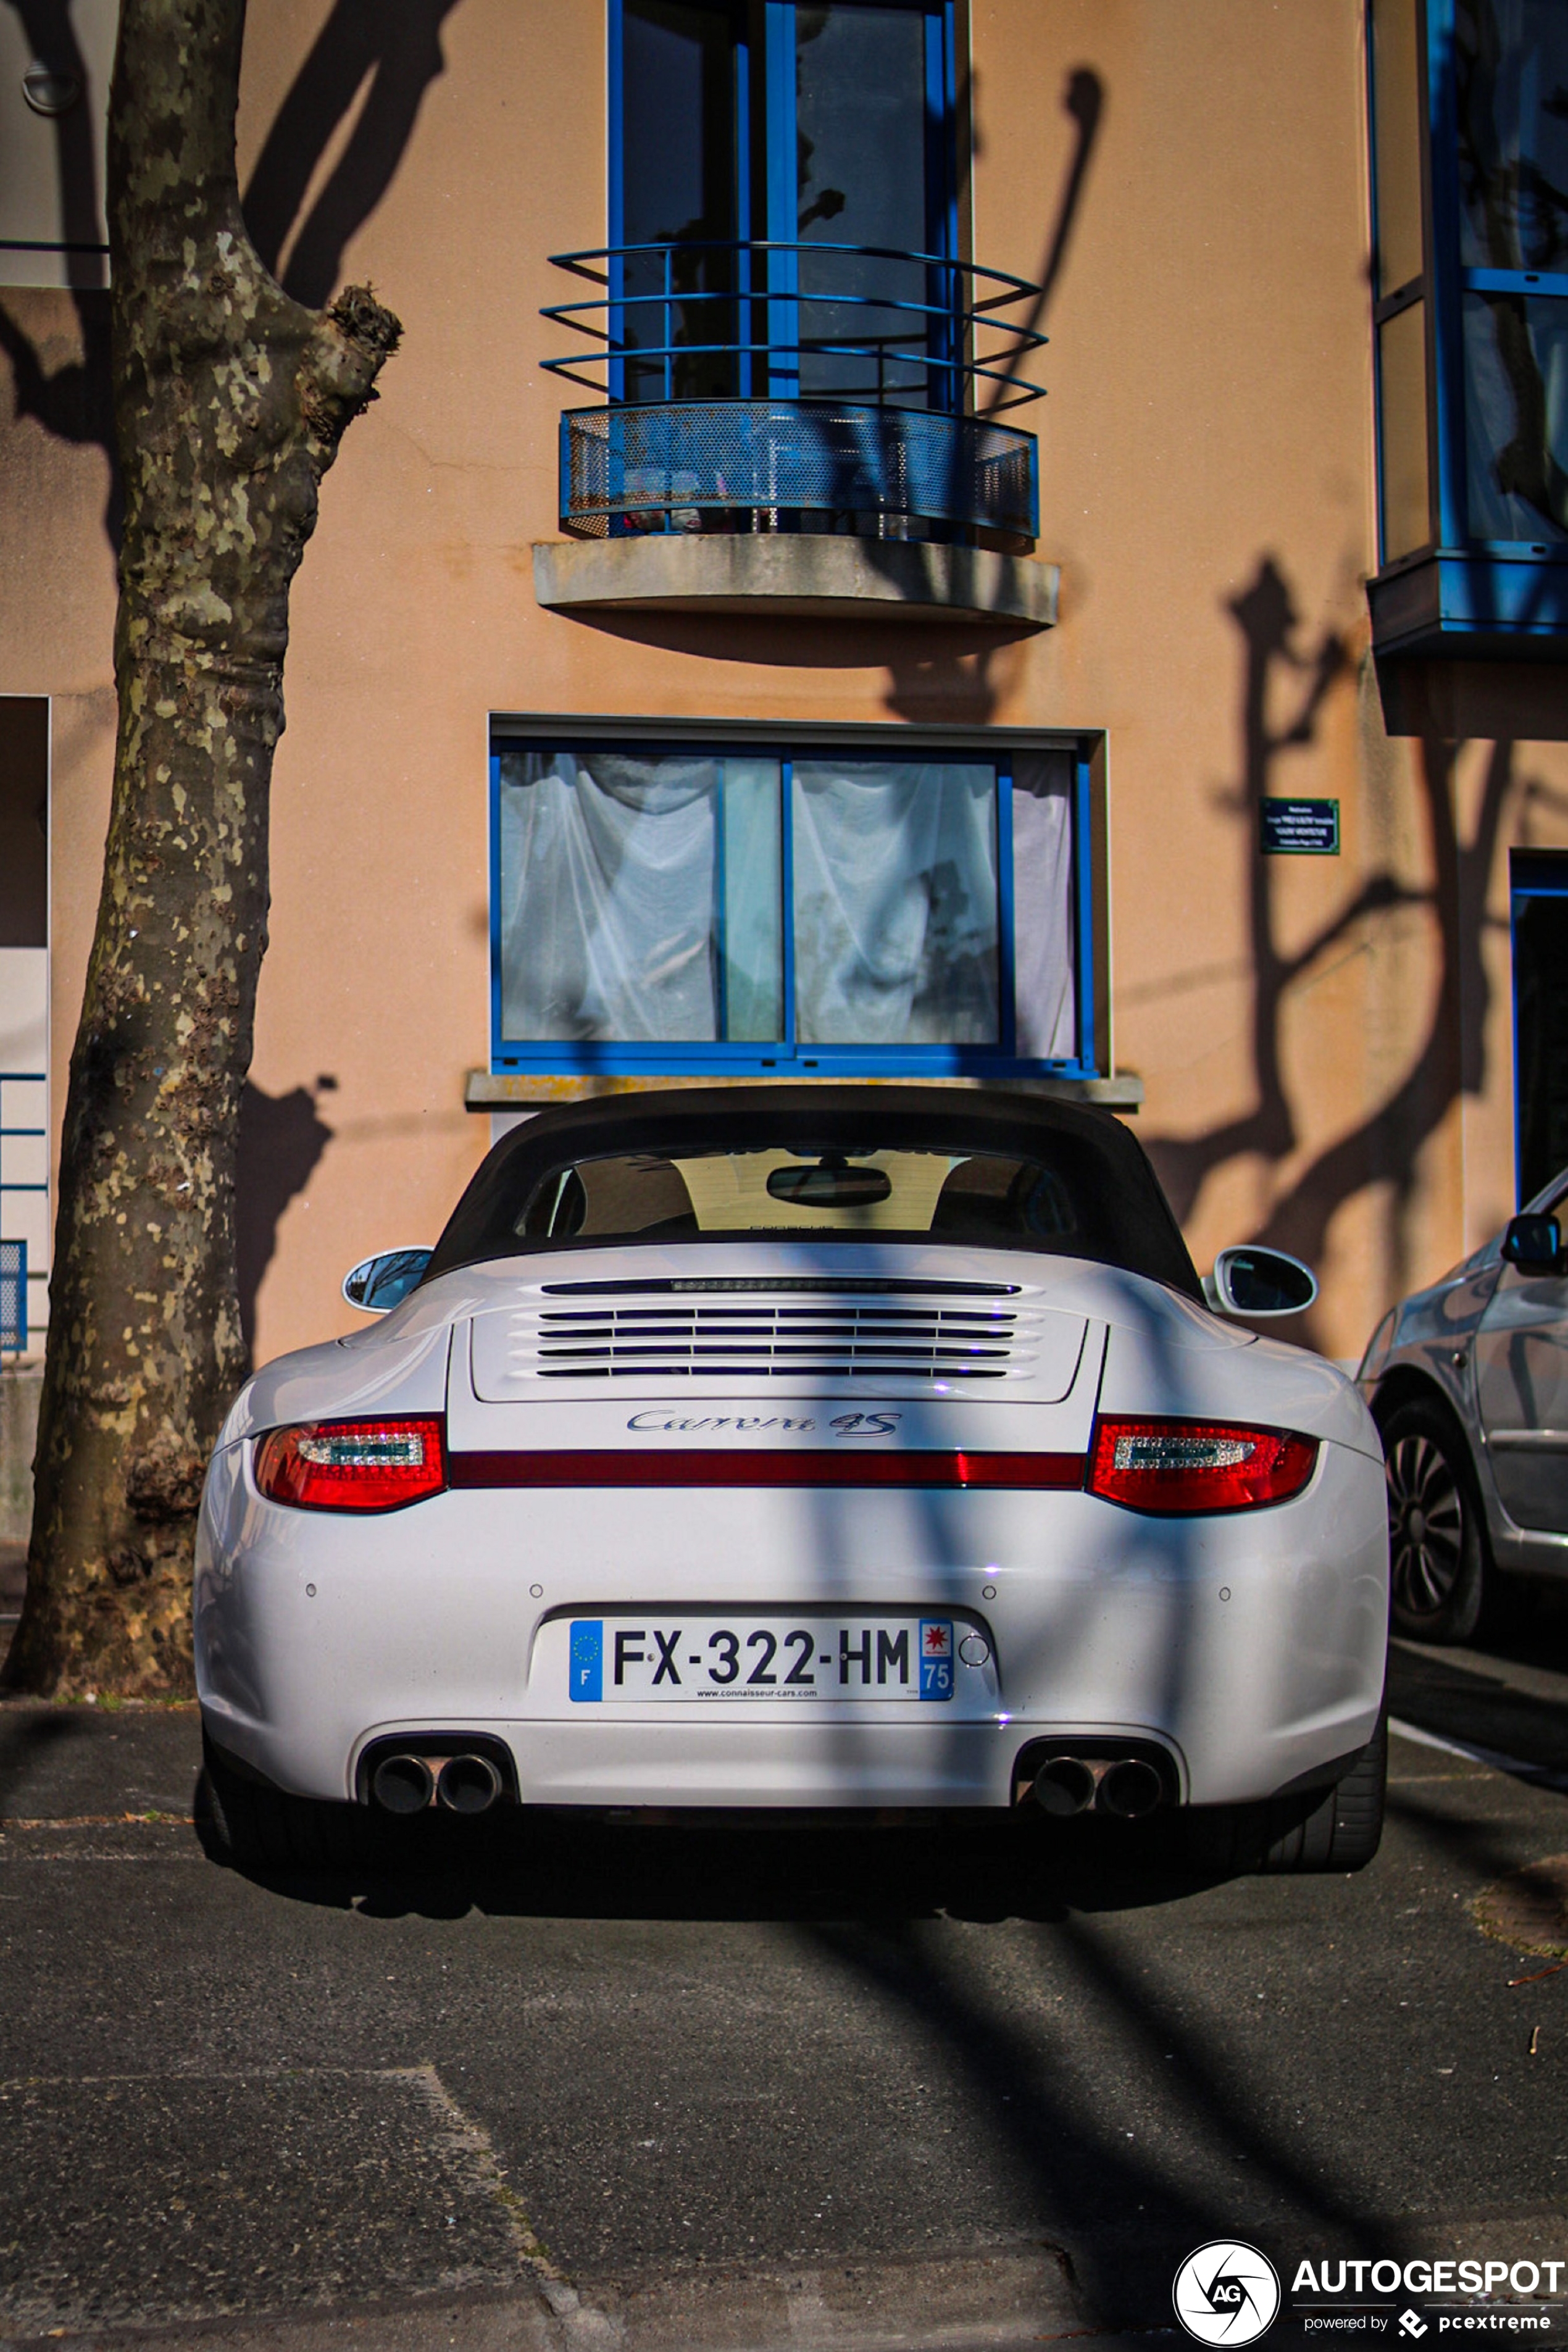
left=548, top=4, right=1043, bottom=547
left=1368, top=0, right=1568, bottom=652
left=607, top=0, right=959, bottom=411
left=1510, top=849, right=1568, bottom=1203
left=489, top=732, right=1103, bottom=1081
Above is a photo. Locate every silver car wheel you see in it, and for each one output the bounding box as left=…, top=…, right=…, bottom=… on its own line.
left=1386, top=1431, right=1466, bottom=1619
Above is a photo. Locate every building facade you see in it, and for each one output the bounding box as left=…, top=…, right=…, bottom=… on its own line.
left=2, top=0, right=1567, bottom=1373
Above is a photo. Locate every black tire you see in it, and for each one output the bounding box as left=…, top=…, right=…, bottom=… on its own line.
left=1381, top=1396, right=1488, bottom=1643
left=1185, top=1714, right=1387, bottom=1876
left=200, top=1733, right=378, bottom=1874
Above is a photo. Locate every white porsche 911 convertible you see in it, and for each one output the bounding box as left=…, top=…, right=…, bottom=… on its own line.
left=194, top=1087, right=1389, bottom=1875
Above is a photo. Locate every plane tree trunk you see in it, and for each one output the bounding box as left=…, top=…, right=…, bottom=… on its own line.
left=3, top=0, right=399, bottom=1695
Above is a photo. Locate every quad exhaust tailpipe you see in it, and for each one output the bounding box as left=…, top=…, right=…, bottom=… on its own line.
left=1027, top=1751, right=1169, bottom=1819
left=1030, top=1757, right=1098, bottom=1817
left=369, top=1748, right=505, bottom=1816
left=372, top=1753, right=435, bottom=1815
left=1096, top=1758, right=1165, bottom=1819
left=436, top=1754, right=503, bottom=1814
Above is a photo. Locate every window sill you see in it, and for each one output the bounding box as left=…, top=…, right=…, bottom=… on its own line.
left=466, top=1070, right=1143, bottom=1112
left=532, top=535, right=1057, bottom=628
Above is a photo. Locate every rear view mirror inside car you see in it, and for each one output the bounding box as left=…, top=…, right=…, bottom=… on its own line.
left=765, top=1158, right=894, bottom=1208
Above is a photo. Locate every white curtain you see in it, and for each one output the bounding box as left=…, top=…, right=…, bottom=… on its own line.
left=498, top=747, right=1077, bottom=1059
left=791, top=760, right=1000, bottom=1043
left=1011, top=751, right=1077, bottom=1060
left=498, top=752, right=721, bottom=1041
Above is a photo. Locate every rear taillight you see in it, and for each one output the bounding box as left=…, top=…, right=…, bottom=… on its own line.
left=254, top=1417, right=446, bottom=1511
left=1087, top=1417, right=1317, bottom=1514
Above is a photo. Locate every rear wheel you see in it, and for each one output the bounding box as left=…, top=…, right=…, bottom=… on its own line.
left=1185, top=1715, right=1386, bottom=1875
left=1382, top=1397, right=1487, bottom=1643
left=200, top=1734, right=379, bottom=1874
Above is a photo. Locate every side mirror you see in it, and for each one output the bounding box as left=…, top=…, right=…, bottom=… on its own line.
left=1204, top=1245, right=1319, bottom=1319
left=342, top=1248, right=432, bottom=1314
left=1502, top=1213, right=1564, bottom=1277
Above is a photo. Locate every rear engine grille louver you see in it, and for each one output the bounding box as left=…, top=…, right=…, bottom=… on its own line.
left=513, top=1299, right=1024, bottom=1382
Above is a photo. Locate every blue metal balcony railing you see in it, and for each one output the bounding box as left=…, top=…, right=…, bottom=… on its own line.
left=542, top=239, right=1047, bottom=409
left=554, top=401, right=1038, bottom=551
left=0, top=1239, right=24, bottom=1354
left=541, top=240, right=1046, bottom=551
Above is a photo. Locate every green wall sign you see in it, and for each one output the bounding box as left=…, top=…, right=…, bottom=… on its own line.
left=1261, top=798, right=1340, bottom=855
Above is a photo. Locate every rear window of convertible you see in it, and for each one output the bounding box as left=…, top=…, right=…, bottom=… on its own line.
left=517, top=1148, right=1088, bottom=1246
left=427, top=1109, right=1200, bottom=1294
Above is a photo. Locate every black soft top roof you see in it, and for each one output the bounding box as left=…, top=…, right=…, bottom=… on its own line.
left=426, top=1085, right=1202, bottom=1298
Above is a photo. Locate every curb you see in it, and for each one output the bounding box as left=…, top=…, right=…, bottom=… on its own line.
left=551, top=2242, right=1089, bottom=2347
left=2, top=2242, right=1091, bottom=2352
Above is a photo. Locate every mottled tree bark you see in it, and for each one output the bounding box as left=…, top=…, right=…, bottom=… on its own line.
left=4, top=0, right=399, bottom=1695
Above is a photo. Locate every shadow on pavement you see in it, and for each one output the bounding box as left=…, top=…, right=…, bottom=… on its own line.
left=193, top=1799, right=1381, bottom=2329
left=0, top=1706, right=88, bottom=1813
left=196, top=1795, right=1233, bottom=1927
left=1388, top=1634, right=1568, bottom=1775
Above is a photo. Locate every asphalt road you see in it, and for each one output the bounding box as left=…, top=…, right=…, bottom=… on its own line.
left=3, top=1617, right=1568, bottom=2350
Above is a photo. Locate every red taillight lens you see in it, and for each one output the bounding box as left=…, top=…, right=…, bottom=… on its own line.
left=446, top=1449, right=1084, bottom=1490
left=1087, top=1417, right=1317, bottom=1514
left=254, top=1417, right=446, bottom=1511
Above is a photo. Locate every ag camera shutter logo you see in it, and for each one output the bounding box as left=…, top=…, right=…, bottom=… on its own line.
left=1173, top=2241, right=1282, bottom=2344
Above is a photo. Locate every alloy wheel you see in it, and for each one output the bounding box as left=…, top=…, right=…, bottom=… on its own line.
left=1386, top=1432, right=1466, bottom=1619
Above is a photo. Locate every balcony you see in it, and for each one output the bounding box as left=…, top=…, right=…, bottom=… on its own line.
left=539, top=240, right=1046, bottom=567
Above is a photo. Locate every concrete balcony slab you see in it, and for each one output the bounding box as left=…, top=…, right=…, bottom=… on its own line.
left=532, top=534, right=1057, bottom=628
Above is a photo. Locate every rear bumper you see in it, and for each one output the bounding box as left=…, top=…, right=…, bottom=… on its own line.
left=194, top=1438, right=1389, bottom=1811
left=209, top=1714, right=1192, bottom=1813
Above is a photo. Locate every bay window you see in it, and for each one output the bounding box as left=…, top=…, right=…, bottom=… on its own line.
left=1367, top=0, right=1568, bottom=650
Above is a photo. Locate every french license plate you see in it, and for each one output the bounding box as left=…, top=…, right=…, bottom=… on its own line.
left=569, top=1616, right=956, bottom=1703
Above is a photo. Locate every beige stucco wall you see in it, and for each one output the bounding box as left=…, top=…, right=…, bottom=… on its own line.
left=1, top=0, right=1564, bottom=1375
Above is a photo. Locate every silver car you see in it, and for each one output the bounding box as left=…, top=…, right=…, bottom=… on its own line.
left=1358, top=1174, right=1568, bottom=1641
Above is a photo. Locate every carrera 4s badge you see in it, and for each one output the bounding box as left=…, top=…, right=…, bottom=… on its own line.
left=625, top=1411, right=904, bottom=1437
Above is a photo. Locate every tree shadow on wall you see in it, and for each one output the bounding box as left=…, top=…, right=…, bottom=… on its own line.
left=879, top=66, right=1104, bottom=728
left=1142, top=554, right=1516, bottom=1348
left=241, top=0, right=464, bottom=309
left=236, top=1081, right=335, bottom=1366
left=979, top=65, right=1103, bottom=420
left=0, top=0, right=464, bottom=552
left=0, top=0, right=117, bottom=541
